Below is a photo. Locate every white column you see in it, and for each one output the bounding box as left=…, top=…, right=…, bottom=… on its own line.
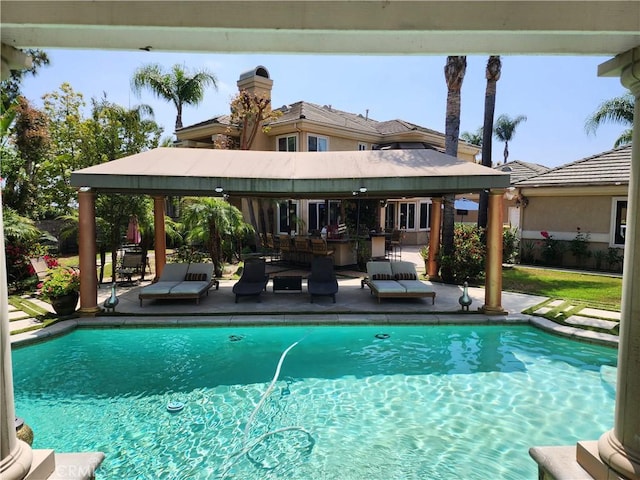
left=0, top=194, right=33, bottom=479
left=597, top=46, right=640, bottom=480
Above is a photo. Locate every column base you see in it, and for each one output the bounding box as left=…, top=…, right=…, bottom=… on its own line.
left=597, top=429, right=640, bottom=480
left=0, top=439, right=33, bottom=480
left=78, top=306, right=101, bottom=317
left=479, top=304, right=507, bottom=315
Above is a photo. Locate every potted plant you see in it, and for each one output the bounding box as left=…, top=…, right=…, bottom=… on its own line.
left=40, top=267, right=80, bottom=315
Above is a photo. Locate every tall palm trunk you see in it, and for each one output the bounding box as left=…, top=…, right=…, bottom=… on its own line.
left=441, top=56, right=467, bottom=283
left=478, top=56, right=501, bottom=229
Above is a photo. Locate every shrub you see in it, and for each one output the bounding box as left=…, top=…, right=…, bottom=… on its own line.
left=503, top=228, right=519, bottom=264
left=439, top=224, right=486, bottom=284
left=539, top=231, right=564, bottom=265
left=569, top=227, right=591, bottom=265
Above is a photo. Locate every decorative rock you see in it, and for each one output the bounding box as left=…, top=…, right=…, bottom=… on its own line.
left=15, top=417, right=34, bottom=445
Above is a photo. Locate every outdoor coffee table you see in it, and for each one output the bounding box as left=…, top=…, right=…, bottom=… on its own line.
left=272, top=276, right=303, bottom=293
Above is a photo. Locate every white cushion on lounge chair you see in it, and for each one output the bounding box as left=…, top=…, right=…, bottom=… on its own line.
left=397, top=280, right=433, bottom=294
left=140, top=281, right=179, bottom=295
left=366, top=261, right=393, bottom=278
left=169, top=281, right=210, bottom=295
left=159, top=263, right=190, bottom=282
left=369, top=280, right=406, bottom=293
left=390, top=261, right=419, bottom=276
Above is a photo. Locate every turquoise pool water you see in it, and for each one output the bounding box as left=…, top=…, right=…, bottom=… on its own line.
left=12, top=325, right=616, bottom=479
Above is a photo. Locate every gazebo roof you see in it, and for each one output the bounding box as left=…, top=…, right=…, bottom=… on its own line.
left=70, top=148, right=510, bottom=198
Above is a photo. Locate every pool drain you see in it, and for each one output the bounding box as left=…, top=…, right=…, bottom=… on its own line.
left=229, top=334, right=244, bottom=342
left=375, top=333, right=390, bottom=340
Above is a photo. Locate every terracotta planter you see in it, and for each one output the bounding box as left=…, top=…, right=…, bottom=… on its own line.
left=50, top=291, right=79, bottom=316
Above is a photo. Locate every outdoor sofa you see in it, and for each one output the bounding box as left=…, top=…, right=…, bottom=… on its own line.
left=362, top=261, right=435, bottom=304
left=138, top=263, right=219, bottom=306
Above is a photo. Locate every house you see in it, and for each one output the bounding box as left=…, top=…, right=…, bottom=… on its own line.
left=513, top=145, right=631, bottom=268
left=495, top=160, right=551, bottom=228
left=175, top=66, right=480, bottom=246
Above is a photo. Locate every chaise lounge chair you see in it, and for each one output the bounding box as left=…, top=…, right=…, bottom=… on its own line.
left=232, top=258, right=269, bottom=303
left=362, top=261, right=435, bottom=304
left=307, top=256, right=339, bottom=303
left=138, top=263, right=218, bottom=306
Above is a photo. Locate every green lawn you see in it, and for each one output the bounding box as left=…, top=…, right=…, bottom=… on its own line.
left=502, top=266, right=622, bottom=310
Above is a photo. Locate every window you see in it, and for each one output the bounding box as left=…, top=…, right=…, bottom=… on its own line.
left=278, top=201, right=299, bottom=233
left=308, top=201, right=326, bottom=232
left=277, top=135, right=297, bottom=152
left=611, top=197, right=628, bottom=246
left=385, top=202, right=397, bottom=230
left=308, top=135, right=328, bottom=152
left=358, top=143, right=368, bottom=151
left=399, top=202, right=416, bottom=230
left=419, top=201, right=432, bottom=230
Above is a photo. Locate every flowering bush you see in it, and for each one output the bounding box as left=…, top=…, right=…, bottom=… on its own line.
left=539, top=230, right=564, bottom=265
left=40, top=267, right=80, bottom=299
left=439, top=224, right=486, bottom=284
left=569, top=227, right=591, bottom=265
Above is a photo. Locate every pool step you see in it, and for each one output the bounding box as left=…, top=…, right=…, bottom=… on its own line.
left=25, top=450, right=104, bottom=480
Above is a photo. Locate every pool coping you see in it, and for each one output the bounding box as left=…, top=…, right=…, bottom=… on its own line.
left=10, top=313, right=619, bottom=349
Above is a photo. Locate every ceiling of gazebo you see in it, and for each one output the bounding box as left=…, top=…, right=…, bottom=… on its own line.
left=2, top=1, right=639, bottom=56
left=70, top=148, right=510, bottom=199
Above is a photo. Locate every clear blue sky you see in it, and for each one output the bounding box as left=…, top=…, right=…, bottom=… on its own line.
left=19, top=49, right=629, bottom=168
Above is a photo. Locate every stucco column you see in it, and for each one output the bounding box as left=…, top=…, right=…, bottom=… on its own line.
left=0, top=194, right=33, bottom=479
left=153, top=196, right=167, bottom=280
left=78, top=188, right=99, bottom=314
left=427, top=197, right=443, bottom=279
left=481, top=189, right=504, bottom=314
left=597, top=46, right=640, bottom=480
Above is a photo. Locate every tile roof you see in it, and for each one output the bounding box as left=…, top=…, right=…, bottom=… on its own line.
left=178, top=101, right=450, bottom=140
left=515, top=145, right=631, bottom=187
left=494, top=160, right=550, bottom=184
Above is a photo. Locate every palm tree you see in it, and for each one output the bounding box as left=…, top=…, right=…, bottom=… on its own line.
left=442, top=55, right=467, bottom=283
left=585, top=92, right=634, bottom=147
left=460, top=127, right=483, bottom=146
left=494, top=113, right=527, bottom=164
left=181, top=197, right=253, bottom=277
left=478, top=55, right=501, bottom=229
left=131, top=63, right=218, bottom=130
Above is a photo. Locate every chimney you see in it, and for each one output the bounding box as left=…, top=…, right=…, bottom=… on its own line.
left=237, top=65, right=273, bottom=100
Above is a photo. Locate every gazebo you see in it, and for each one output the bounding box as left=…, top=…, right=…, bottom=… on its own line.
left=69, top=147, right=510, bottom=314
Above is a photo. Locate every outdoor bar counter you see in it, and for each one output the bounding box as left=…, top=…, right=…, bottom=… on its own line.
left=326, top=239, right=357, bottom=266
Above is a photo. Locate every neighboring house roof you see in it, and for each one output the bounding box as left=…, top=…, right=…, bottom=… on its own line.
left=515, top=145, right=631, bottom=187
left=494, top=160, right=550, bottom=184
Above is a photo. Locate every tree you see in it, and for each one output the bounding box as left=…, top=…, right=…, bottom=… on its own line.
left=1, top=49, right=50, bottom=111
left=494, top=113, right=527, bottom=164
left=180, top=197, right=253, bottom=277
left=585, top=93, right=634, bottom=148
left=131, top=63, right=218, bottom=130
left=460, top=127, right=483, bottom=147
left=478, top=55, right=501, bottom=229
left=221, top=89, right=282, bottom=241
left=3, top=97, right=51, bottom=217
left=441, top=55, right=467, bottom=283
left=84, top=94, right=162, bottom=162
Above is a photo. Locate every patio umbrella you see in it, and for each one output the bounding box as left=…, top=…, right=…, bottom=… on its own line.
left=454, top=198, right=479, bottom=211
left=126, top=216, right=141, bottom=244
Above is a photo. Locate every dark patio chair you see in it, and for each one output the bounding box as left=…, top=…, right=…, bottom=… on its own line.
left=307, top=256, right=339, bottom=303
left=232, top=258, right=269, bottom=303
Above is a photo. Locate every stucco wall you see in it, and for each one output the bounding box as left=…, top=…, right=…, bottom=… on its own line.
left=521, top=195, right=612, bottom=240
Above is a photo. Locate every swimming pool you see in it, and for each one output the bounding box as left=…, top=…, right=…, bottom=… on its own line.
left=12, top=325, right=616, bottom=479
